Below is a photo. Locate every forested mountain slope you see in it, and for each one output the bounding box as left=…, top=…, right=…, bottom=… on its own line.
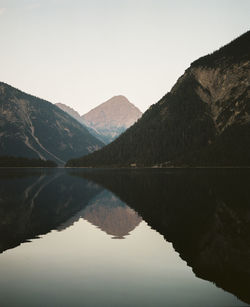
left=67, top=31, right=250, bottom=167
left=0, top=83, right=103, bottom=164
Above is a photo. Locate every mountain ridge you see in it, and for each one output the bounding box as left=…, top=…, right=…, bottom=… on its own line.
left=0, top=82, right=104, bottom=164
left=81, top=95, right=142, bottom=143
left=56, top=95, right=142, bottom=144
left=66, top=30, right=250, bottom=167
left=55, top=102, right=111, bottom=144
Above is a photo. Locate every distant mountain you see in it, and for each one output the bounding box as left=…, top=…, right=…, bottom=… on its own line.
left=0, top=83, right=104, bottom=165
left=56, top=102, right=84, bottom=124
left=67, top=31, right=250, bottom=167
left=55, top=102, right=109, bottom=144
left=81, top=95, right=142, bottom=143
left=56, top=96, right=142, bottom=144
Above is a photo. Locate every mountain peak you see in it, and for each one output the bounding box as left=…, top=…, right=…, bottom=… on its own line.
left=81, top=95, right=142, bottom=142
left=106, top=95, right=130, bottom=103
left=87, top=95, right=141, bottom=113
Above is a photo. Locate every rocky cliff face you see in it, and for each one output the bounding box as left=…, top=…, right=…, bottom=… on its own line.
left=67, top=31, right=250, bottom=167
left=177, top=61, right=249, bottom=134
left=81, top=95, right=142, bottom=143
left=0, top=83, right=104, bottom=164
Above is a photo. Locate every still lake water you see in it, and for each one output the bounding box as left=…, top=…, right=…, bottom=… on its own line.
left=0, top=168, right=249, bottom=307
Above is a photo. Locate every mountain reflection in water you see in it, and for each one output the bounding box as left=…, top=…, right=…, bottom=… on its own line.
left=0, top=169, right=102, bottom=253
left=78, top=168, right=250, bottom=305
left=0, top=168, right=249, bottom=306
left=82, top=191, right=142, bottom=239
left=58, top=190, right=142, bottom=239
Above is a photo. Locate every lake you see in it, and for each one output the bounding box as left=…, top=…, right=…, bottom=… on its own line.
left=0, top=168, right=249, bottom=306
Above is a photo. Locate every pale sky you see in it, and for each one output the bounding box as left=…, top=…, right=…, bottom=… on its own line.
left=0, top=0, right=249, bottom=114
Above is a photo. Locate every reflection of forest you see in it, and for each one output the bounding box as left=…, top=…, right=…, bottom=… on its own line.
left=0, top=169, right=142, bottom=255
left=79, top=168, right=250, bottom=305
left=0, top=168, right=250, bottom=304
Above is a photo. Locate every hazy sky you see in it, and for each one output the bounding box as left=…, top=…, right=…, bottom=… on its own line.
left=0, top=0, right=249, bottom=114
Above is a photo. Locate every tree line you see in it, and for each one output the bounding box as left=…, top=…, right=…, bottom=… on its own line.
left=0, top=156, right=57, bottom=167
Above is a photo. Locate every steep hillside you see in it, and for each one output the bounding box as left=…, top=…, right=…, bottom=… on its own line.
left=0, top=83, right=104, bottom=164
left=81, top=95, right=142, bottom=143
left=67, top=31, right=250, bottom=167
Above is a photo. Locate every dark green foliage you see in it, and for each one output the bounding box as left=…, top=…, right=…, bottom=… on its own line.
left=175, top=123, right=250, bottom=167
left=191, top=30, right=250, bottom=68
left=77, top=168, right=250, bottom=304
left=0, top=156, right=57, bottom=167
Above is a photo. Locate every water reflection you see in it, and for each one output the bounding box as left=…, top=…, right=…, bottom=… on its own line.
left=78, top=168, right=250, bottom=305
left=0, top=169, right=142, bottom=253
left=0, top=169, right=102, bottom=253
left=82, top=191, right=142, bottom=239
left=0, top=168, right=249, bottom=306
left=57, top=190, right=142, bottom=239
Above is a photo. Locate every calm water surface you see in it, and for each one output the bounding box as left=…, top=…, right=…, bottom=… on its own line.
left=0, top=168, right=249, bottom=307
